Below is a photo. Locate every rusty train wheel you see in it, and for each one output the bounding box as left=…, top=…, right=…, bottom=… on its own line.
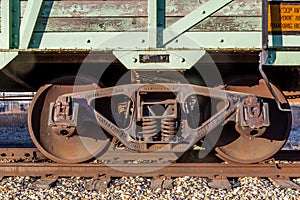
left=215, top=76, right=292, bottom=163
left=28, top=77, right=110, bottom=163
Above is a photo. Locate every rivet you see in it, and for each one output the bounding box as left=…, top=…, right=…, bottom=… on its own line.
left=132, top=57, right=138, bottom=63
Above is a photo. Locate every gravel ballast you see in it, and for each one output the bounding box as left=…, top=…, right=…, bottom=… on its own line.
left=0, top=176, right=299, bottom=199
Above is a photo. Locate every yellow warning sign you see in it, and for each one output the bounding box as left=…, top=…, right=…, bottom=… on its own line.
left=268, top=4, right=300, bottom=32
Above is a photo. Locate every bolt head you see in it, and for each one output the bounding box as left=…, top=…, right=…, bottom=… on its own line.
left=132, top=57, right=138, bottom=63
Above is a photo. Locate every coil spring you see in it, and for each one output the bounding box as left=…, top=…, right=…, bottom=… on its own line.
left=161, top=118, right=176, bottom=140
left=139, top=118, right=158, bottom=138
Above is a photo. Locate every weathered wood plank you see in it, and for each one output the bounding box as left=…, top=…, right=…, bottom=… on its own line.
left=0, top=0, right=262, bottom=33
left=34, top=17, right=148, bottom=32
left=0, top=17, right=262, bottom=32
left=0, top=0, right=261, bottom=18
left=31, top=17, right=261, bottom=32
left=168, top=0, right=261, bottom=17
left=194, top=17, right=261, bottom=32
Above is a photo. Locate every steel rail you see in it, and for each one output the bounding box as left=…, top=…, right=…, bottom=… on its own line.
left=0, top=148, right=298, bottom=178
left=0, top=148, right=299, bottom=161
left=0, top=162, right=298, bottom=178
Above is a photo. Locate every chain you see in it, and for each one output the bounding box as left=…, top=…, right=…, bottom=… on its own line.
left=285, top=94, right=300, bottom=99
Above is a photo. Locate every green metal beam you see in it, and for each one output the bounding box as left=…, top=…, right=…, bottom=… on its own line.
left=1, top=0, right=20, bottom=49
left=24, top=32, right=261, bottom=50
left=163, top=0, right=233, bottom=45
left=148, top=0, right=165, bottom=48
left=113, top=49, right=205, bottom=69
left=157, top=0, right=165, bottom=48
left=9, top=0, right=20, bottom=49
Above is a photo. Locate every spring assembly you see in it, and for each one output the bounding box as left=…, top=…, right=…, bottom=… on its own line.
left=139, top=118, right=158, bottom=140
left=161, top=118, right=176, bottom=141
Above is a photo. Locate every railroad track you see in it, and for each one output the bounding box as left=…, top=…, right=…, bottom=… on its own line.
left=1, top=148, right=299, bottom=161
left=0, top=162, right=299, bottom=178
left=0, top=160, right=299, bottom=190
left=0, top=148, right=299, bottom=190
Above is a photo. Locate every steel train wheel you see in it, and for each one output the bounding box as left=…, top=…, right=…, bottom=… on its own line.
left=215, top=76, right=292, bottom=163
left=28, top=77, right=110, bottom=163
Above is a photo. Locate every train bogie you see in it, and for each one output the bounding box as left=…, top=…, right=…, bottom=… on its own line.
left=0, top=0, right=298, bottom=163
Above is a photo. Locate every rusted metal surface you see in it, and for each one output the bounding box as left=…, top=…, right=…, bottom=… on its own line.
left=0, top=162, right=298, bottom=178
left=0, top=148, right=46, bottom=160
left=28, top=80, right=111, bottom=163
left=28, top=81, right=228, bottom=162
left=0, top=147, right=297, bottom=162
left=215, top=77, right=292, bottom=163
left=1, top=148, right=299, bottom=162
left=27, top=77, right=293, bottom=164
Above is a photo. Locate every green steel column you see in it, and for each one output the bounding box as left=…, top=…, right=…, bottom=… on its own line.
left=9, top=0, right=20, bottom=49
left=148, top=0, right=165, bottom=48
left=157, top=0, right=165, bottom=48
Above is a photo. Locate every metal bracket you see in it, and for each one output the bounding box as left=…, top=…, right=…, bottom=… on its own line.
left=238, top=96, right=270, bottom=129
left=264, top=50, right=276, bottom=65
left=48, top=100, right=79, bottom=137
left=113, top=49, right=206, bottom=70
